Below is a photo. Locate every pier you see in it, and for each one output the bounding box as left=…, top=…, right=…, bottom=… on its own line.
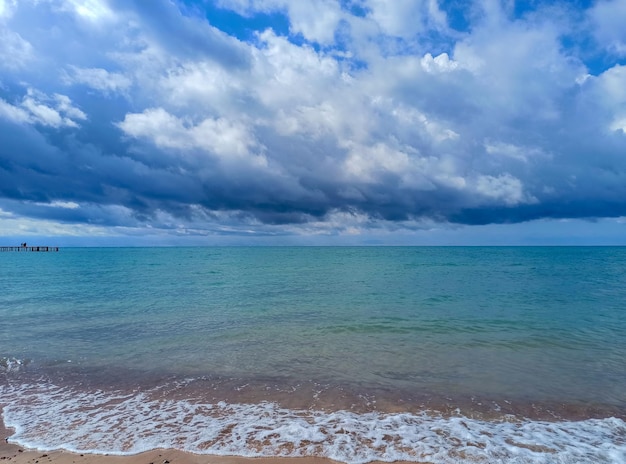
left=1, top=246, right=59, bottom=252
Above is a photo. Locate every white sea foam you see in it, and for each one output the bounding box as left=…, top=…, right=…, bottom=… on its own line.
left=1, top=382, right=625, bottom=464
left=0, top=357, right=28, bottom=372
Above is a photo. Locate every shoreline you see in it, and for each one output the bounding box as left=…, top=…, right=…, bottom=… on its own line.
left=3, top=390, right=626, bottom=464
left=1, top=414, right=409, bottom=464
left=3, top=368, right=626, bottom=463
left=4, top=364, right=625, bottom=422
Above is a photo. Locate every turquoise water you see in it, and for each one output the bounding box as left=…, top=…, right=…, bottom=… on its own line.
left=1, top=247, right=626, bottom=462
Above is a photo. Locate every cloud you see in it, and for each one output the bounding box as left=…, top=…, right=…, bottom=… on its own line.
left=117, top=107, right=266, bottom=168
left=590, top=0, right=626, bottom=56
left=0, top=88, right=86, bottom=128
left=64, top=66, right=132, bottom=95
left=593, top=64, right=626, bottom=131
left=0, top=28, right=33, bottom=69
left=59, top=0, right=116, bottom=22
left=0, top=0, right=625, bottom=243
left=0, top=99, right=30, bottom=124
left=0, top=0, right=17, bottom=18
left=121, top=0, right=251, bottom=68
left=214, top=0, right=344, bottom=45
left=364, top=0, right=449, bottom=38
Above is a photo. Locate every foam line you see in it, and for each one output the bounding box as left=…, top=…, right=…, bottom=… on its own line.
left=1, top=382, right=625, bottom=464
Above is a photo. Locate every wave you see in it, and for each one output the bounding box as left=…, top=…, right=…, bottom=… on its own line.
left=1, top=381, right=625, bottom=464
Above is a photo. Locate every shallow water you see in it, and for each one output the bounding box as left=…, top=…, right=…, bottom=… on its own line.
left=1, top=247, right=626, bottom=462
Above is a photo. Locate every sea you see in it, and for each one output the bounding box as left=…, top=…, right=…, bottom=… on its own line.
left=1, top=246, right=625, bottom=463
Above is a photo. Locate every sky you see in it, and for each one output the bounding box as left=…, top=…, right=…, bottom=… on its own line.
left=1, top=0, right=626, bottom=246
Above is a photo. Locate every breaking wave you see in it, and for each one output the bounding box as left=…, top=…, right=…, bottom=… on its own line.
left=1, top=381, right=625, bottom=464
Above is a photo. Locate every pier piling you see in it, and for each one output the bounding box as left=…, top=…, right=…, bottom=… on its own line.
left=0, top=246, right=59, bottom=252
